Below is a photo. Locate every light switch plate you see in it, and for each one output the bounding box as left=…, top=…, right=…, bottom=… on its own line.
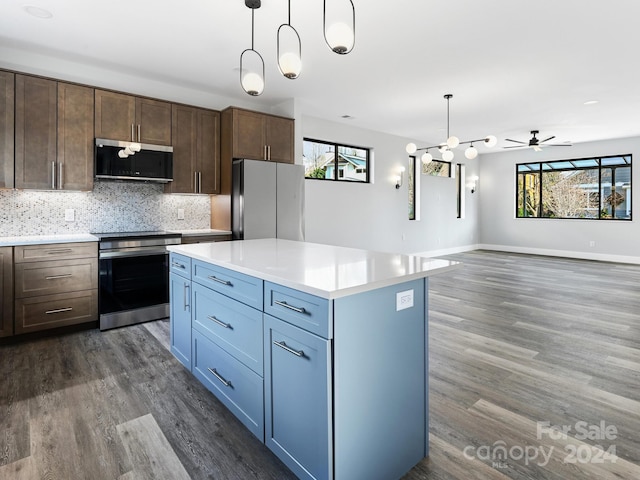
left=177, top=209, right=185, bottom=220
left=64, top=209, right=75, bottom=222
left=396, top=289, right=414, bottom=311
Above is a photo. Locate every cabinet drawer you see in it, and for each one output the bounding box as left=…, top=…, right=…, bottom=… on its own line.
left=264, top=282, right=330, bottom=338
left=192, top=260, right=262, bottom=310
left=15, top=289, right=98, bottom=334
left=192, top=282, right=263, bottom=375
left=14, top=242, right=97, bottom=263
left=192, top=330, right=264, bottom=440
left=170, top=253, right=191, bottom=278
left=14, top=257, right=98, bottom=298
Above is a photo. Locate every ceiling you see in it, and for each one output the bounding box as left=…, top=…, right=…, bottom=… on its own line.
left=1, top=0, right=640, bottom=151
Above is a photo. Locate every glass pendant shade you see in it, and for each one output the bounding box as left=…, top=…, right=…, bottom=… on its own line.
left=277, top=15, right=302, bottom=79
left=442, top=149, right=454, bottom=162
left=446, top=135, right=460, bottom=149
left=241, top=71, right=264, bottom=96
left=465, top=145, right=478, bottom=159
left=484, top=135, right=498, bottom=147
left=323, top=0, right=355, bottom=54
left=421, top=152, right=433, bottom=164
left=406, top=143, right=417, bottom=154
left=278, top=52, right=302, bottom=78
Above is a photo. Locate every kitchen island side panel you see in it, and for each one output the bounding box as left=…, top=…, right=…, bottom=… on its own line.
left=333, top=278, right=427, bottom=480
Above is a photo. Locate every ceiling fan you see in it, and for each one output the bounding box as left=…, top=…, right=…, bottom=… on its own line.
left=504, top=130, right=572, bottom=152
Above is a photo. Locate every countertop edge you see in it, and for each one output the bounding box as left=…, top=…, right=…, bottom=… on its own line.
left=0, top=234, right=99, bottom=247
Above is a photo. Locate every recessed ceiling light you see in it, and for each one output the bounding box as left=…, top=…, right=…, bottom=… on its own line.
left=23, top=5, right=53, bottom=18
left=583, top=100, right=599, bottom=105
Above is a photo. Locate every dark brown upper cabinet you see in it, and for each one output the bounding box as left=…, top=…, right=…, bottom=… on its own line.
left=166, top=105, right=220, bottom=194
left=95, top=90, right=172, bottom=146
left=225, top=108, right=294, bottom=164
left=0, top=71, right=14, bottom=189
left=14, top=74, right=94, bottom=191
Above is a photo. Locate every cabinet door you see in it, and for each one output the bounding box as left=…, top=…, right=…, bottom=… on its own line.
left=264, top=314, right=332, bottom=480
left=170, top=273, right=192, bottom=370
left=58, top=82, right=94, bottom=191
left=136, top=97, right=172, bottom=145
left=266, top=115, right=294, bottom=163
left=232, top=109, right=266, bottom=160
left=197, top=108, right=220, bottom=193
left=168, top=104, right=198, bottom=193
left=15, top=75, right=57, bottom=189
left=0, top=247, right=13, bottom=338
left=0, top=71, right=14, bottom=189
left=95, top=89, right=136, bottom=141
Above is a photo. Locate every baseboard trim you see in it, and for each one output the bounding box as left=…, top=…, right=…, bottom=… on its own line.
left=476, top=244, right=640, bottom=265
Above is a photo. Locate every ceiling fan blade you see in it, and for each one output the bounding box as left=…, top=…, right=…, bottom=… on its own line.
left=503, top=146, right=526, bottom=149
left=505, top=138, right=528, bottom=144
left=540, top=136, right=556, bottom=143
left=546, top=144, right=573, bottom=147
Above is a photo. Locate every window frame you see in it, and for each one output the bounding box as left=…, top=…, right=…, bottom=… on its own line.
left=515, top=154, right=632, bottom=221
left=303, top=137, right=371, bottom=183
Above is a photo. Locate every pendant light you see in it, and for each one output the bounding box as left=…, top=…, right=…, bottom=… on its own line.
left=406, top=94, right=498, bottom=164
left=277, top=0, right=302, bottom=79
left=323, top=0, right=355, bottom=55
left=240, top=0, right=265, bottom=96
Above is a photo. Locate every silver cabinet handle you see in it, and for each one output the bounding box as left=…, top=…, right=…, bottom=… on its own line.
left=274, top=340, right=304, bottom=357
left=131, top=124, right=135, bottom=142
left=208, top=275, right=232, bottom=286
left=264, top=145, right=267, bottom=160
left=208, top=368, right=232, bottom=387
left=194, top=171, right=198, bottom=193
left=267, top=145, right=271, bottom=161
left=59, top=162, right=63, bottom=189
left=208, top=315, right=232, bottom=329
left=45, top=274, right=72, bottom=280
left=46, top=307, right=73, bottom=315
left=137, top=124, right=141, bottom=142
left=198, top=172, right=202, bottom=193
left=46, top=249, right=73, bottom=255
left=171, top=261, right=186, bottom=269
left=183, top=283, right=190, bottom=310
left=274, top=300, right=306, bottom=314
left=51, top=161, right=56, bottom=189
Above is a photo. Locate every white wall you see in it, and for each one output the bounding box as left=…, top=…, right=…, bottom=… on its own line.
left=301, top=116, right=479, bottom=255
left=479, top=136, right=640, bottom=263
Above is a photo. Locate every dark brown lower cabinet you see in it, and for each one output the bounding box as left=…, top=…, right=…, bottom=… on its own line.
left=0, top=247, right=13, bottom=337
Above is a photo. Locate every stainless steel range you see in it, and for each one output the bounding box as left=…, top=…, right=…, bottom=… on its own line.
left=92, top=231, right=181, bottom=331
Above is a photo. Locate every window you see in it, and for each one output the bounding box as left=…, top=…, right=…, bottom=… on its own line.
left=516, top=155, right=632, bottom=220
left=422, top=159, right=451, bottom=177
left=303, top=138, right=370, bottom=182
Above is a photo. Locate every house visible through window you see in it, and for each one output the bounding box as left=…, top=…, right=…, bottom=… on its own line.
left=303, top=138, right=370, bottom=182
left=516, top=154, right=632, bottom=220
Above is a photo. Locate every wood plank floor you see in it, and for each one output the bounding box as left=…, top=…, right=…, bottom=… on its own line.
left=1, top=250, right=639, bottom=479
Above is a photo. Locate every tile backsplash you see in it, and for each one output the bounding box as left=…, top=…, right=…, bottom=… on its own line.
left=0, top=181, right=211, bottom=236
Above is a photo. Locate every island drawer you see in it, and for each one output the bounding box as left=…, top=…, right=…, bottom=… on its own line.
left=170, top=253, right=191, bottom=278
left=192, top=330, right=264, bottom=441
left=192, top=260, right=263, bottom=310
left=192, top=282, right=263, bottom=375
left=14, top=258, right=98, bottom=298
left=264, top=282, right=331, bottom=339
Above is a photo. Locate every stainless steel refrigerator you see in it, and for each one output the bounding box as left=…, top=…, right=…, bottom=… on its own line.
left=232, top=159, right=305, bottom=241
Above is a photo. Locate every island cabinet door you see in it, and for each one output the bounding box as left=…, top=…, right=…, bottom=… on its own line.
left=264, top=314, right=332, bottom=480
left=170, top=273, right=192, bottom=370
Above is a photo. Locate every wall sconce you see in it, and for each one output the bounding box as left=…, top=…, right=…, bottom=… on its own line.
left=395, top=166, right=405, bottom=189
left=468, top=175, right=479, bottom=193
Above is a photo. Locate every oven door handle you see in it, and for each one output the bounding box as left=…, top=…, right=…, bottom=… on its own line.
left=99, top=247, right=169, bottom=259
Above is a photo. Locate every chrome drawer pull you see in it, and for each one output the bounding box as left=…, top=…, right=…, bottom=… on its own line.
left=274, top=340, right=304, bottom=357
left=46, top=249, right=73, bottom=255
left=274, top=300, right=306, bottom=314
left=45, top=307, right=73, bottom=315
left=171, top=262, right=186, bottom=269
left=45, top=274, right=73, bottom=280
left=208, top=275, right=232, bottom=286
left=208, top=315, right=232, bottom=329
left=208, top=368, right=232, bottom=387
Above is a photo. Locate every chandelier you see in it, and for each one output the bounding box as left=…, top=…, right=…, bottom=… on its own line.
left=406, top=94, right=497, bottom=164
left=240, top=0, right=355, bottom=96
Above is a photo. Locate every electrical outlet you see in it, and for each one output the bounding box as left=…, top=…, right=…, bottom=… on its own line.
left=177, top=209, right=185, bottom=220
left=396, top=289, right=414, bottom=311
left=64, top=209, right=75, bottom=222
left=589, top=240, right=596, bottom=247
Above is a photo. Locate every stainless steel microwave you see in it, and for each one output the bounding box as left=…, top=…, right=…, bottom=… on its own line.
left=95, top=138, right=173, bottom=183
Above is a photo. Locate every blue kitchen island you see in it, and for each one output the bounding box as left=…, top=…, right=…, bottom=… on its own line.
left=167, top=239, right=459, bottom=480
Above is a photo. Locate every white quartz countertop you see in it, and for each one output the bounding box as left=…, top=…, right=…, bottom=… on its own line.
left=168, top=238, right=460, bottom=299
left=0, top=233, right=98, bottom=247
